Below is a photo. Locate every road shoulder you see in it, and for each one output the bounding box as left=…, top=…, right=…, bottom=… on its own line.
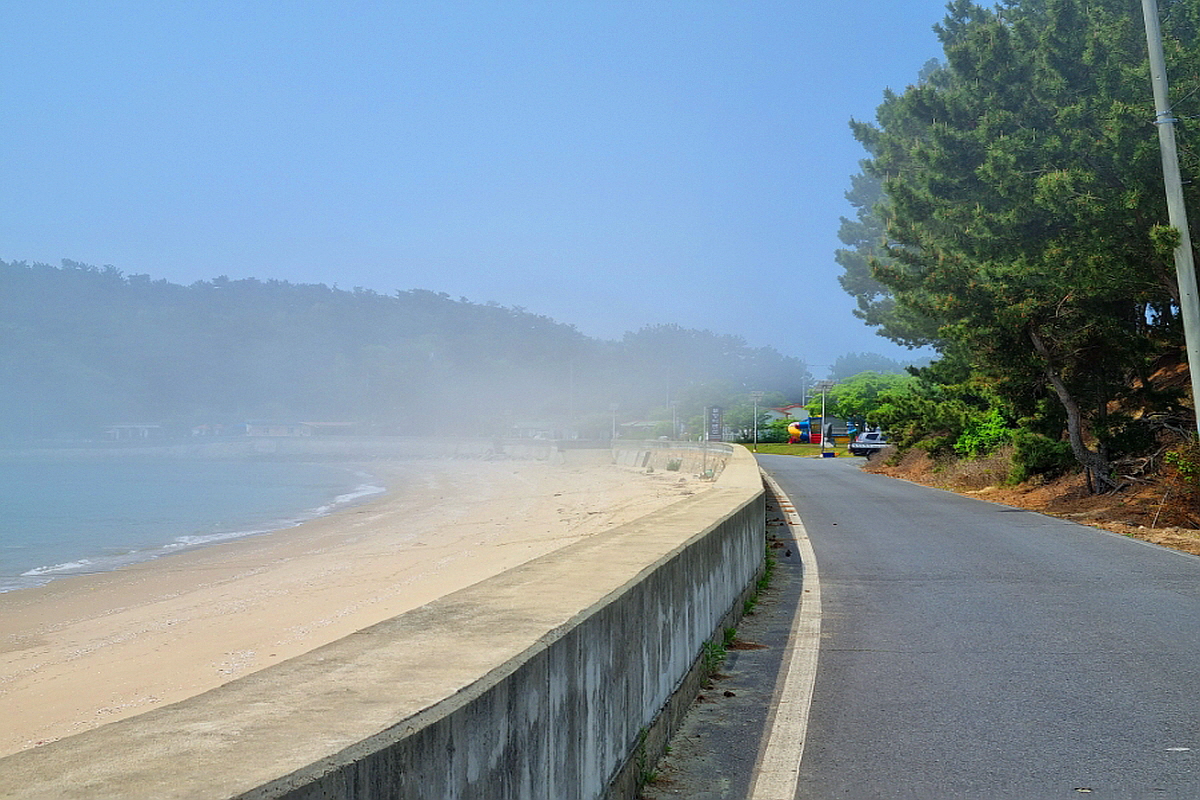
left=640, top=472, right=813, bottom=799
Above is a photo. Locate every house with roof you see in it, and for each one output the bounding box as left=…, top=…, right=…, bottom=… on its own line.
left=764, top=404, right=810, bottom=422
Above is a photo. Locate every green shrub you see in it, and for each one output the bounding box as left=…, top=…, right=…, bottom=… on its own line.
left=954, top=408, right=1011, bottom=459
left=914, top=434, right=957, bottom=457
left=1164, top=439, right=1200, bottom=504
left=759, top=419, right=792, bottom=443
left=1009, top=430, right=1074, bottom=483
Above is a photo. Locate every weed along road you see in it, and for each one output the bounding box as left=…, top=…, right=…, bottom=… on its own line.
left=756, top=454, right=1200, bottom=799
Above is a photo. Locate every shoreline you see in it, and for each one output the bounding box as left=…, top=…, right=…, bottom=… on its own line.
left=0, top=460, right=414, bottom=597
left=0, top=458, right=709, bottom=757
left=0, top=460, right=389, bottom=594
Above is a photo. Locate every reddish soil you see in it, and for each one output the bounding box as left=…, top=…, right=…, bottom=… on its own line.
left=863, top=447, right=1200, bottom=558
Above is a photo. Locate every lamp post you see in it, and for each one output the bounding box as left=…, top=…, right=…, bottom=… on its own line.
left=803, top=366, right=831, bottom=409
left=609, top=403, right=618, bottom=441
left=814, top=380, right=834, bottom=455
left=750, top=391, right=764, bottom=452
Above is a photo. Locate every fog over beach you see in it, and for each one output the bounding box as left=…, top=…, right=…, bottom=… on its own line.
left=0, top=458, right=709, bottom=757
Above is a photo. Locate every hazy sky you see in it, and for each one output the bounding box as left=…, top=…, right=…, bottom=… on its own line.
left=3, top=1, right=950, bottom=372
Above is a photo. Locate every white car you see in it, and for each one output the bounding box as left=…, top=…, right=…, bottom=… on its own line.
left=849, top=430, right=889, bottom=457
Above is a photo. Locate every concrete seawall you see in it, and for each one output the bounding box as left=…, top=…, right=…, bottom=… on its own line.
left=0, top=443, right=765, bottom=800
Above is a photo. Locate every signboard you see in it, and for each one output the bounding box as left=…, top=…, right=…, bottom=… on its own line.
left=706, top=406, right=723, bottom=442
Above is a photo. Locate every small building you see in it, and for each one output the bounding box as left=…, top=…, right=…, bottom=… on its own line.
left=104, top=424, right=162, bottom=441
left=764, top=404, right=810, bottom=422
left=244, top=421, right=313, bottom=437
left=619, top=420, right=661, bottom=439
left=240, top=421, right=360, bottom=437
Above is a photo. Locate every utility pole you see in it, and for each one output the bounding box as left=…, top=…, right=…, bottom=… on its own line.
left=814, top=380, right=834, bottom=455
left=1142, top=0, right=1200, bottom=436
left=820, top=384, right=828, bottom=455
left=750, top=391, right=764, bottom=452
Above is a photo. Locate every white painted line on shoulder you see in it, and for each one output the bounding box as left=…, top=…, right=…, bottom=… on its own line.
left=750, top=472, right=822, bottom=800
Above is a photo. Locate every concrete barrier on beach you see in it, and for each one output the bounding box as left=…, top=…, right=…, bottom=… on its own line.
left=0, top=442, right=764, bottom=800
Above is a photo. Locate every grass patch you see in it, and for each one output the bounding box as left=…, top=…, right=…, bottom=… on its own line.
left=701, top=638, right=728, bottom=675
left=750, top=443, right=848, bottom=457
left=723, top=626, right=737, bottom=648
left=635, top=727, right=659, bottom=786
left=743, top=542, right=777, bottom=615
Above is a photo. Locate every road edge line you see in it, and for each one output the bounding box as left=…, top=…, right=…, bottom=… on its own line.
left=749, top=471, right=822, bottom=800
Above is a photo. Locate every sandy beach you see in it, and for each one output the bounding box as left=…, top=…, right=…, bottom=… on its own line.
left=0, top=458, right=709, bottom=757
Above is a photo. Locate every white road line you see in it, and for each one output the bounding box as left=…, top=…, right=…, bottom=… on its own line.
left=750, top=472, right=822, bottom=800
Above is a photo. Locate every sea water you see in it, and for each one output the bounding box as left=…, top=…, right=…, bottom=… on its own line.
left=0, top=458, right=385, bottom=593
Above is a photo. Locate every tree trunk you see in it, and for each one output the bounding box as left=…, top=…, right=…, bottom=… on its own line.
left=1028, top=328, right=1118, bottom=493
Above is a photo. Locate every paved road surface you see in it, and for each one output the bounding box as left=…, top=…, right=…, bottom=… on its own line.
left=759, top=455, right=1200, bottom=799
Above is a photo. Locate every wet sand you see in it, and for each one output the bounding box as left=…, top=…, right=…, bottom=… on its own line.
left=0, top=459, right=708, bottom=757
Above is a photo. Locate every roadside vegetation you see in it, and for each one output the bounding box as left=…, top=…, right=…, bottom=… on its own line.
left=832, top=0, right=1200, bottom=508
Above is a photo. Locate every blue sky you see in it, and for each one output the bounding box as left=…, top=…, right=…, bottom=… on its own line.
left=2, top=1, right=950, bottom=373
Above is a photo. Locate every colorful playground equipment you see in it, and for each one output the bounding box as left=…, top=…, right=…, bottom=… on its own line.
left=785, top=417, right=828, bottom=445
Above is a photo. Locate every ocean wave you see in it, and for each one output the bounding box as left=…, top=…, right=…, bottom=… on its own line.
left=171, top=481, right=385, bottom=547
left=170, top=528, right=277, bottom=548
left=314, top=483, right=386, bottom=514
left=21, top=559, right=94, bottom=577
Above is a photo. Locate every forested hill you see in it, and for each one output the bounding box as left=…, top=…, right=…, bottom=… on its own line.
left=0, top=260, right=810, bottom=441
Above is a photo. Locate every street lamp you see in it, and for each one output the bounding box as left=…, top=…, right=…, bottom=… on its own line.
left=814, top=380, right=835, bottom=455
left=750, top=391, right=764, bottom=452
left=802, top=366, right=831, bottom=408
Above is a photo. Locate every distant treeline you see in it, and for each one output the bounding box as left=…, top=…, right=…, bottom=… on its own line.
left=0, top=259, right=811, bottom=441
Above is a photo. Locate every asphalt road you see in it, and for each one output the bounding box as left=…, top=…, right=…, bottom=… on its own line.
left=759, top=454, right=1200, bottom=800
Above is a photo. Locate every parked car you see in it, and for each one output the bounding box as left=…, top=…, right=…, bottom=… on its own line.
left=848, top=429, right=889, bottom=457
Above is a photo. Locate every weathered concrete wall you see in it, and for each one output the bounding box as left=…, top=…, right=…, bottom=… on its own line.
left=0, top=444, right=762, bottom=800
left=610, top=439, right=731, bottom=479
